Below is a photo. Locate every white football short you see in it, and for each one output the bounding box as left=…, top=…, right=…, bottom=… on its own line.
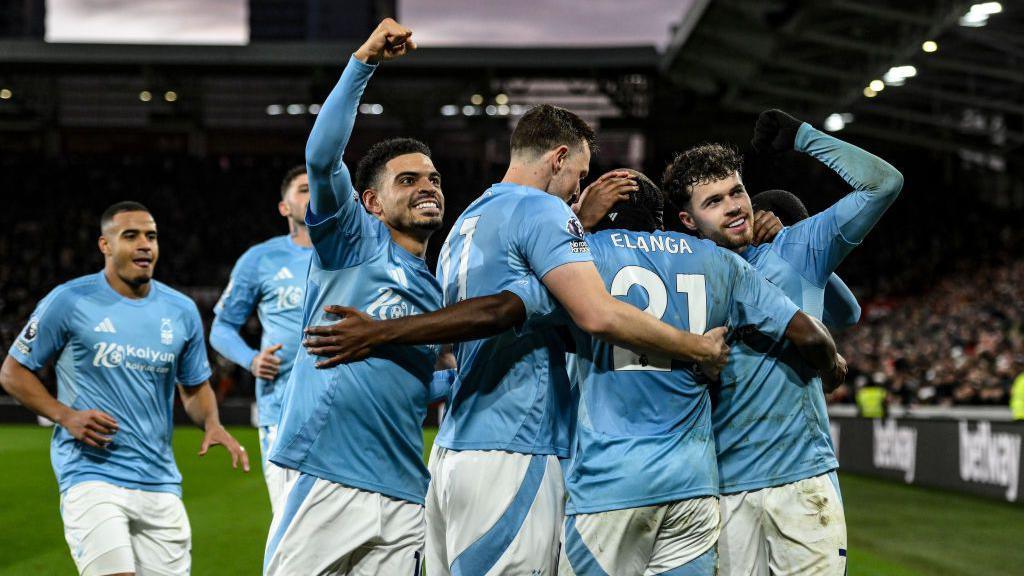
left=425, top=446, right=564, bottom=576
left=259, top=425, right=297, bottom=517
left=60, top=480, right=191, bottom=576
left=559, top=496, right=720, bottom=576
left=718, top=472, right=847, bottom=576
left=263, top=474, right=424, bottom=575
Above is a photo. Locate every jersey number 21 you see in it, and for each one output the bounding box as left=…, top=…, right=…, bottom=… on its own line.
left=610, top=266, right=707, bottom=371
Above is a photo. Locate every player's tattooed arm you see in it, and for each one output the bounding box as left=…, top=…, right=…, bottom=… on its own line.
left=0, top=356, right=119, bottom=449
left=303, top=292, right=527, bottom=368
left=177, top=382, right=250, bottom=472
left=783, top=312, right=846, bottom=392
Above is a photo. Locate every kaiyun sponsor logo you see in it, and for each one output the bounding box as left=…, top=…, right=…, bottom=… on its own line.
left=93, top=342, right=176, bottom=370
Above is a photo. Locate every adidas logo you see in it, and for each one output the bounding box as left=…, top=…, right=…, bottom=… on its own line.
left=94, top=318, right=116, bottom=333
left=273, top=267, right=294, bottom=281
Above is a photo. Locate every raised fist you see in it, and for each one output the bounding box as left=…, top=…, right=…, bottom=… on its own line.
left=751, top=109, right=803, bottom=153
left=355, top=18, right=417, bottom=64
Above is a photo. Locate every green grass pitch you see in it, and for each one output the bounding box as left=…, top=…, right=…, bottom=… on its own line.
left=1, top=424, right=1021, bottom=575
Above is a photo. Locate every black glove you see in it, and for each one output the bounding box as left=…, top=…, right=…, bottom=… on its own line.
left=751, top=109, right=803, bottom=153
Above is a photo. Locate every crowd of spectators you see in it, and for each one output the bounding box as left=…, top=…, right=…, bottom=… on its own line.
left=831, top=229, right=1024, bottom=408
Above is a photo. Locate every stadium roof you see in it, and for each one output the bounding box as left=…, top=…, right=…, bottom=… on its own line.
left=662, top=0, right=1024, bottom=164
left=0, top=40, right=658, bottom=72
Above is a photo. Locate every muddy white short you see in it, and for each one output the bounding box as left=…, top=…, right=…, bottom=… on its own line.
left=718, top=472, right=847, bottom=576
left=60, top=480, right=191, bottom=576
left=425, top=446, right=564, bottom=576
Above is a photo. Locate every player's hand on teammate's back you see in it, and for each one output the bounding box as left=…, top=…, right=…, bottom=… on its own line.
left=821, top=353, right=848, bottom=393
left=751, top=210, right=783, bottom=245
left=60, top=408, right=118, bottom=449
left=199, top=425, right=250, bottom=472
left=751, top=109, right=803, bottom=153
left=250, top=343, right=283, bottom=380
left=573, top=171, right=637, bottom=231
left=355, top=18, right=416, bottom=64
left=698, top=326, right=730, bottom=381
left=303, top=305, right=379, bottom=368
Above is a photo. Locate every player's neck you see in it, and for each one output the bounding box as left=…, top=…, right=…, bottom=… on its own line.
left=288, top=221, right=312, bottom=248
left=387, top=227, right=429, bottom=260
left=501, top=161, right=551, bottom=193
left=104, top=267, right=151, bottom=299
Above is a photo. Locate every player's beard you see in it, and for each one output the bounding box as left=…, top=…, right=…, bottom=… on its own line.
left=411, top=215, right=443, bottom=232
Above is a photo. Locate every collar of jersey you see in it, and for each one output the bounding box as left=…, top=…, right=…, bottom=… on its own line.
left=488, top=182, right=548, bottom=196
left=283, top=234, right=313, bottom=253
left=97, top=270, right=157, bottom=306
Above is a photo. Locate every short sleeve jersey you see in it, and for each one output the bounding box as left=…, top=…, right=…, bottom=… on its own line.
left=8, top=272, right=211, bottom=496
left=434, top=183, right=594, bottom=457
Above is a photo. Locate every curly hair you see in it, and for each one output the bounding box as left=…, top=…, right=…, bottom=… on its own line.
left=662, top=143, right=743, bottom=208
left=280, top=164, right=307, bottom=199
left=353, top=137, right=432, bottom=194
left=510, top=104, right=597, bottom=157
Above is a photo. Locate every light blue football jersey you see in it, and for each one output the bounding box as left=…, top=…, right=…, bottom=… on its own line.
left=212, top=235, right=311, bottom=426
left=434, top=183, right=594, bottom=457
left=268, top=55, right=443, bottom=505
left=8, top=271, right=212, bottom=496
left=714, top=122, right=902, bottom=493
left=554, top=230, right=799, bottom=515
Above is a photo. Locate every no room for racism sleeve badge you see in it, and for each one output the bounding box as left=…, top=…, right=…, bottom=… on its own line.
left=567, top=217, right=590, bottom=254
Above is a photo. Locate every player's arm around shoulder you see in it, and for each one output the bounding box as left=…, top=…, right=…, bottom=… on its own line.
left=540, top=261, right=729, bottom=375
left=509, top=193, right=729, bottom=373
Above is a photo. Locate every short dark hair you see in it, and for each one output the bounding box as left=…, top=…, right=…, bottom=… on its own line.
left=100, top=201, right=150, bottom=231
left=280, top=165, right=307, bottom=199
left=353, top=137, right=432, bottom=194
left=592, top=169, right=664, bottom=233
left=751, top=189, right=809, bottom=226
left=510, top=104, right=597, bottom=158
left=662, top=143, right=743, bottom=208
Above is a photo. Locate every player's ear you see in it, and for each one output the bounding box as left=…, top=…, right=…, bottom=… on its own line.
left=98, top=234, right=112, bottom=257
left=278, top=199, right=289, bottom=218
left=678, top=210, right=700, bottom=234
left=551, top=145, right=569, bottom=174
left=362, top=188, right=383, bottom=217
